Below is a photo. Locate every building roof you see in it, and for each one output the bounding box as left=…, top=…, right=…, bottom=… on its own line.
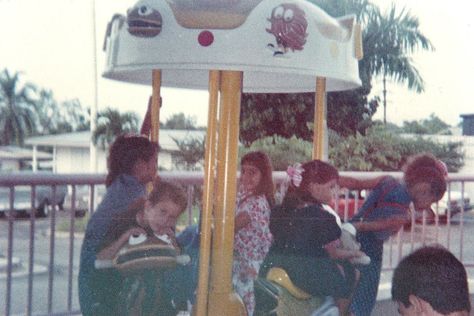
left=0, top=146, right=52, bottom=160
left=25, top=130, right=206, bottom=151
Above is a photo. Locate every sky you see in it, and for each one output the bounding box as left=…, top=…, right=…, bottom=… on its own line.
left=0, top=0, right=473, bottom=128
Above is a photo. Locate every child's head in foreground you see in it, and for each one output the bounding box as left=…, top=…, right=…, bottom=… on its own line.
left=392, top=245, right=470, bottom=316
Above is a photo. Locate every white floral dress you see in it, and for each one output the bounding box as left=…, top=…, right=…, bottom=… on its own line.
left=232, top=190, right=273, bottom=316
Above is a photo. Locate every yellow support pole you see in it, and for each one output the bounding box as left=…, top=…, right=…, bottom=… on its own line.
left=313, top=77, right=326, bottom=160
left=208, top=70, right=246, bottom=316
left=151, top=70, right=161, bottom=143
left=195, top=70, right=220, bottom=316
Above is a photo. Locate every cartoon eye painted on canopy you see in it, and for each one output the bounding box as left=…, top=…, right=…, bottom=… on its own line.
left=283, top=9, right=294, bottom=22
left=138, top=5, right=153, bottom=16
left=273, top=6, right=284, bottom=19
left=127, top=4, right=163, bottom=37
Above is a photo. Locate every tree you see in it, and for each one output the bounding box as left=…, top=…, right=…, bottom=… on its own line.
left=397, top=137, right=463, bottom=172
left=365, top=5, right=433, bottom=123
left=401, top=113, right=451, bottom=135
left=240, top=93, right=314, bottom=145
left=162, top=113, right=197, bottom=130
left=92, top=107, right=139, bottom=149
left=60, top=99, right=90, bottom=132
left=171, top=136, right=205, bottom=170
left=329, top=126, right=402, bottom=171
left=329, top=124, right=464, bottom=172
left=315, top=0, right=434, bottom=123
left=0, top=69, right=38, bottom=145
left=242, top=135, right=312, bottom=171
left=33, top=90, right=89, bottom=134
left=240, top=0, right=433, bottom=143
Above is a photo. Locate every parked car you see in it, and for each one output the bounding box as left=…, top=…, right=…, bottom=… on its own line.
left=432, top=190, right=472, bottom=222
left=331, top=189, right=472, bottom=224
left=0, top=172, right=68, bottom=217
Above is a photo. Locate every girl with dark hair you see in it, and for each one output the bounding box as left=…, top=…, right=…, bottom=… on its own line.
left=79, top=134, right=159, bottom=316
left=105, top=134, right=160, bottom=187
left=346, top=153, right=448, bottom=316
left=233, top=151, right=275, bottom=316
left=260, top=160, right=362, bottom=316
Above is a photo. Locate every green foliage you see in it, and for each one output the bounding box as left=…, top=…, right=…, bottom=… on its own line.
left=401, top=113, right=451, bottom=135
left=242, top=135, right=312, bottom=171
left=0, top=69, right=37, bottom=145
left=397, top=136, right=463, bottom=172
left=162, top=113, right=197, bottom=130
left=92, top=107, right=140, bottom=149
left=329, top=125, right=464, bottom=171
left=56, top=212, right=90, bottom=233
left=34, top=90, right=90, bottom=135
left=326, top=89, right=378, bottom=137
left=0, top=68, right=90, bottom=145
left=171, top=136, right=205, bottom=170
left=329, top=126, right=402, bottom=171
left=240, top=93, right=314, bottom=145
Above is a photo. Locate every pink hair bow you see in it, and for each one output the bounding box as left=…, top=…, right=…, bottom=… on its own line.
left=287, top=163, right=304, bottom=187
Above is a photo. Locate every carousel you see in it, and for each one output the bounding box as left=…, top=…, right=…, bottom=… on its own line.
left=102, top=0, right=363, bottom=314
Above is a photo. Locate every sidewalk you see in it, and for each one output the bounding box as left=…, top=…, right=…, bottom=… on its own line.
left=0, top=256, right=48, bottom=280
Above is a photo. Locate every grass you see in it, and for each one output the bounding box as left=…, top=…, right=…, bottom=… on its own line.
left=56, top=212, right=89, bottom=233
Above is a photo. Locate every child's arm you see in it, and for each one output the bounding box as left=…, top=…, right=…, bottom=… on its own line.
left=324, top=239, right=365, bottom=260
left=97, top=226, right=147, bottom=260
left=234, top=212, right=251, bottom=233
left=339, top=175, right=387, bottom=190
left=353, top=217, right=408, bottom=233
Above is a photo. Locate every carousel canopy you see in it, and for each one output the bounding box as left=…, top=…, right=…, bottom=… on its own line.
left=102, top=0, right=362, bottom=92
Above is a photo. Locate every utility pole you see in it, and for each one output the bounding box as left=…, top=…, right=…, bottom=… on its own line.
left=90, top=0, right=98, bottom=172
left=382, top=76, right=387, bottom=125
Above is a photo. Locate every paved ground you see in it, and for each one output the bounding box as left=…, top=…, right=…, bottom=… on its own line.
left=3, top=211, right=474, bottom=315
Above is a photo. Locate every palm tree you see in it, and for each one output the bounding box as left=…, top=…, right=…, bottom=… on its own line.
left=363, top=4, right=433, bottom=123
left=314, top=0, right=433, bottom=123
left=0, top=69, right=38, bottom=145
left=92, top=107, right=140, bottom=149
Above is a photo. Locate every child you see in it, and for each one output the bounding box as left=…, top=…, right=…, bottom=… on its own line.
left=392, top=246, right=470, bottom=316
left=346, top=153, right=447, bottom=316
left=260, top=160, right=363, bottom=316
left=79, top=134, right=159, bottom=316
left=233, top=151, right=275, bottom=316
left=93, top=180, right=188, bottom=316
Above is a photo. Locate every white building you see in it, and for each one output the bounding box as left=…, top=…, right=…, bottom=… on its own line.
left=0, top=146, right=52, bottom=172
left=25, top=130, right=205, bottom=173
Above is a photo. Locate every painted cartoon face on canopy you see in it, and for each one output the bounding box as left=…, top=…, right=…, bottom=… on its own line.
left=127, top=4, right=162, bottom=37
left=266, top=3, right=308, bottom=55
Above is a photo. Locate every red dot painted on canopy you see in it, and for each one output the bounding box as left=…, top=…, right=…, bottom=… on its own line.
left=198, top=30, right=214, bottom=47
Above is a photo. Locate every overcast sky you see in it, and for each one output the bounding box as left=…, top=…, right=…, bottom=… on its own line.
left=0, top=0, right=472, bottom=127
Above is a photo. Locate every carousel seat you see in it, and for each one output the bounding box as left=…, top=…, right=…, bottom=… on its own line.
left=255, top=268, right=338, bottom=316
left=113, top=233, right=189, bottom=274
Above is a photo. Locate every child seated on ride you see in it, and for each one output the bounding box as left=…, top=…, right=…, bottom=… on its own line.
left=233, top=151, right=275, bottom=316
left=260, top=160, right=365, bottom=316
left=93, top=179, right=188, bottom=316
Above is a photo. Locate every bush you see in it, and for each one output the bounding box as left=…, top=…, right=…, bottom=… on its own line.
left=329, top=125, right=464, bottom=171
left=242, top=135, right=312, bottom=170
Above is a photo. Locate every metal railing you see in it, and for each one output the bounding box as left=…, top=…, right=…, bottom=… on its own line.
left=1, top=171, right=473, bottom=315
